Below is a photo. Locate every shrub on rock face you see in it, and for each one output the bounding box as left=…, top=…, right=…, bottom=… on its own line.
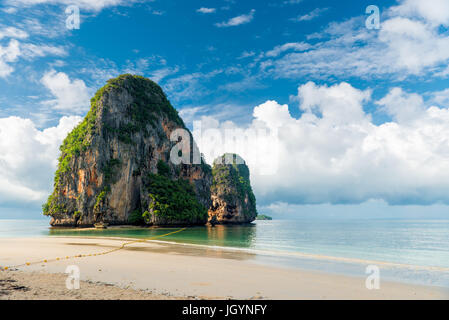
left=143, top=174, right=208, bottom=225
left=128, top=210, right=145, bottom=225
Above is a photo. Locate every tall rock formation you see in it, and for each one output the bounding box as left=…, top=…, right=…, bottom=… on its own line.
left=208, top=154, right=258, bottom=224
left=43, top=74, right=212, bottom=227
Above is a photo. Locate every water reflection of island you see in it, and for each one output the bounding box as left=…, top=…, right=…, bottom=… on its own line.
left=47, top=224, right=257, bottom=251
left=206, top=224, right=256, bottom=248
left=46, top=224, right=259, bottom=261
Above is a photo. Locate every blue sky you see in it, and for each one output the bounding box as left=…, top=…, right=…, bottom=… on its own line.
left=4, top=0, right=448, bottom=126
left=2, top=0, right=449, bottom=219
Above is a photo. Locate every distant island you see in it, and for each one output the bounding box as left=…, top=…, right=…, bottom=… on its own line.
left=256, top=214, right=273, bottom=220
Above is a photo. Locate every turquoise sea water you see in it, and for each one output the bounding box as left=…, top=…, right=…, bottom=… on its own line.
left=2, top=219, right=449, bottom=287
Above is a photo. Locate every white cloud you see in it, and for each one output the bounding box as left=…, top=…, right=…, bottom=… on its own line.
left=432, top=88, right=449, bottom=106
left=218, top=75, right=265, bottom=92
left=196, top=82, right=449, bottom=206
left=6, top=0, right=137, bottom=11
left=150, top=66, right=179, bottom=83
left=151, top=10, right=164, bottom=16
left=21, top=43, right=67, bottom=59
left=163, top=70, right=222, bottom=102
left=379, top=17, right=449, bottom=75
left=0, top=39, right=20, bottom=77
left=0, top=27, right=28, bottom=40
left=238, top=51, right=256, bottom=59
left=0, top=116, right=81, bottom=205
left=2, top=7, right=18, bottom=14
left=283, top=0, right=303, bottom=4
left=257, top=1, right=449, bottom=80
left=265, top=42, right=311, bottom=57
left=180, top=102, right=253, bottom=127
left=392, top=0, right=449, bottom=26
left=377, top=87, right=425, bottom=124
left=197, top=7, right=216, bottom=14
left=41, top=70, right=91, bottom=114
left=0, top=29, right=66, bottom=78
left=292, top=8, right=328, bottom=22
left=215, top=9, right=255, bottom=27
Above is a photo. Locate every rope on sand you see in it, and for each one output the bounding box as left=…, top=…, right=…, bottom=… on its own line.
left=0, top=227, right=186, bottom=271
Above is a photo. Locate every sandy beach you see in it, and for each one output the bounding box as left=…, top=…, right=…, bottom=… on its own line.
left=0, top=237, right=447, bottom=300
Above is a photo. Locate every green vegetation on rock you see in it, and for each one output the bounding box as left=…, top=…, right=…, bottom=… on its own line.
left=128, top=209, right=145, bottom=225
left=42, top=193, right=66, bottom=216
left=157, top=159, right=171, bottom=177
left=144, top=173, right=208, bottom=223
left=73, top=211, right=83, bottom=222
left=94, top=189, right=107, bottom=211
left=103, top=74, right=185, bottom=144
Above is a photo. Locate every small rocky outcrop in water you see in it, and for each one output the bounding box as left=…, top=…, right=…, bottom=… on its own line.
left=43, top=74, right=212, bottom=227
left=208, top=154, right=257, bottom=224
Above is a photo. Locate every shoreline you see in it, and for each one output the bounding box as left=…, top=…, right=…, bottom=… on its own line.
left=41, top=234, right=449, bottom=275
left=1, top=236, right=448, bottom=299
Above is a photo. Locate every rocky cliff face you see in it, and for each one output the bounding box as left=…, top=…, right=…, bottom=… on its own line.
left=208, top=154, right=257, bottom=224
left=43, top=74, right=212, bottom=227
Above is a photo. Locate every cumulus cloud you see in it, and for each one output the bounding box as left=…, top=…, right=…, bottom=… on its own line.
left=392, top=0, right=449, bottom=26
left=0, top=116, right=82, bottom=206
left=377, top=87, right=425, bottom=123
left=215, top=9, right=255, bottom=27
left=41, top=70, right=91, bottom=114
left=432, top=88, right=449, bottom=106
left=196, top=82, right=449, bottom=206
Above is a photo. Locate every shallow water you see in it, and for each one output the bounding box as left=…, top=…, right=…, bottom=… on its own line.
left=2, top=218, right=449, bottom=287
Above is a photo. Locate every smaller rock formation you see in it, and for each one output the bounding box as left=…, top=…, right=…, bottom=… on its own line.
left=255, top=214, right=272, bottom=220
left=208, top=154, right=257, bottom=224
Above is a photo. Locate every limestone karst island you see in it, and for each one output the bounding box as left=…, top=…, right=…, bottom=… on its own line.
left=42, top=74, right=257, bottom=227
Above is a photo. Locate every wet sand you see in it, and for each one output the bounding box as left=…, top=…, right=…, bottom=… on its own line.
left=0, top=237, right=447, bottom=300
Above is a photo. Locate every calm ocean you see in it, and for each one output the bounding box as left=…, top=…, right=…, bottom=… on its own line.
left=2, top=218, right=449, bottom=287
